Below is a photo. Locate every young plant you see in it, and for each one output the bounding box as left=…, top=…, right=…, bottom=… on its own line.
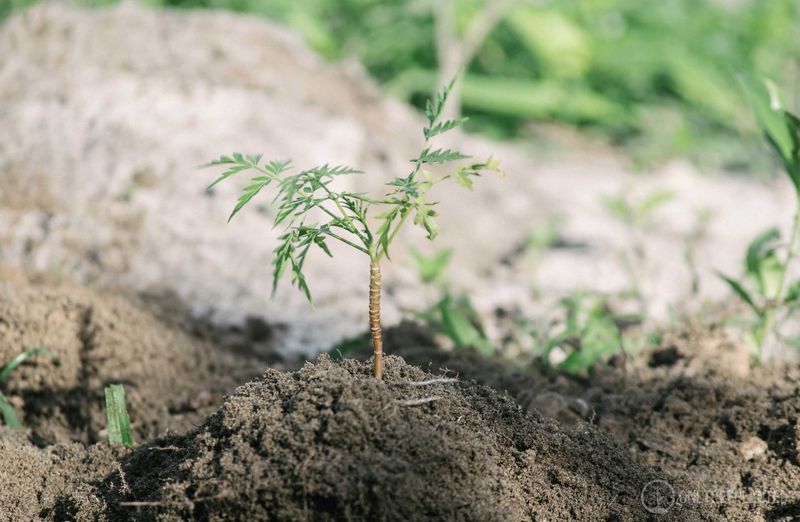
left=603, top=188, right=674, bottom=309
left=533, top=293, right=633, bottom=374
left=208, top=81, right=502, bottom=378
left=105, top=384, right=135, bottom=447
left=0, top=348, right=59, bottom=428
left=718, top=78, right=800, bottom=358
left=409, top=247, right=493, bottom=356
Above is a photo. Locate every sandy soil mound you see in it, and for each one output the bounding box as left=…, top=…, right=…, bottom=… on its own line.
left=371, top=324, right=800, bottom=520
left=52, top=356, right=703, bottom=521
left=0, top=280, right=254, bottom=445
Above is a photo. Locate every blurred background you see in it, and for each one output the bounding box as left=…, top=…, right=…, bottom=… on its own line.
left=5, top=0, right=797, bottom=167
left=0, top=0, right=798, bottom=367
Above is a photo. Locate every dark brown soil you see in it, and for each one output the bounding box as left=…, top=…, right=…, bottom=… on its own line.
left=366, top=321, right=800, bottom=521
left=2, top=278, right=799, bottom=521
left=57, top=355, right=703, bottom=521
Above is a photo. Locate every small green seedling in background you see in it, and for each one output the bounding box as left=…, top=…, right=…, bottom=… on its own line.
left=531, top=293, right=636, bottom=374
left=719, top=77, right=800, bottom=359
left=603, top=188, right=675, bottom=308
left=410, top=247, right=493, bottom=356
left=0, top=348, right=59, bottom=429
left=523, top=215, right=564, bottom=294
left=208, top=80, right=502, bottom=379
left=104, top=384, right=134, bottom=447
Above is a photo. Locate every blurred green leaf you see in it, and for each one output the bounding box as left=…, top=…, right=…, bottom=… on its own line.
left=0, top=392, right=20, bottom=429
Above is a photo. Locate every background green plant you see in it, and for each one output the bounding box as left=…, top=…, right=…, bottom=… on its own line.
left=409, top=247, right=493, bottom=356
left=719, top=78, right=800, bottom=359
left=528, top=292, right=636, bottom=374
left=0, top=348, right=59, bottom=428
left=3, top=0, right=797, bottom=168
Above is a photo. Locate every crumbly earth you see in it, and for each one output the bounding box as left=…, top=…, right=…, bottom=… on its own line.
left=367, top=322, right=800, bottom=521
left=0, top=273, right=258, bottom=446
left=1, top=285, right=798, bottom=520
left=54, top=355, right=704, bottom=521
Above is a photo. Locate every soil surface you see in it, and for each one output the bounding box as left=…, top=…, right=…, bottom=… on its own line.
left=359, top=322, right=800, bottom=521
left=10, top=356, right=706, bottom=521
left=0, top=281, right=798, bottom=520
left=0, top=269, right=259, bottom=446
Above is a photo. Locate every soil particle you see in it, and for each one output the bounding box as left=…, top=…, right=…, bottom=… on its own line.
left=63, top=356, right=704, bottom=521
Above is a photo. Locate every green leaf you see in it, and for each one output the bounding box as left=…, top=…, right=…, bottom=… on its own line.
left=105, top=384, right=135, bottom=447
left=425, top=77, right=456, bottom=125
left=717, top=271, right=761, bottom=315
left=228, top=177, right=272, bottom=222
left=785, top=111, right=800, bottom=191
left=784, top=281, right=800, bottom=304
left=418, top=148, right=470, bottom=165
left=410, top=247, right=452, bottom=284
left=0, top=392, right=20, bottom=429
left=634, top=189, right=675, bottom=222
left=424, top=117, right=468, bottom=139
left=738, top=75, right=793, bottom=165
left=438, top=298, right=492, bottom=356
left=0, top=348, right=58, bottom=383
left=745, top=227, right=781, bottom=294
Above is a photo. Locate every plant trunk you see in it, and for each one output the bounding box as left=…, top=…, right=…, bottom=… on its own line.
left=369, top=258, right=383, bottom=379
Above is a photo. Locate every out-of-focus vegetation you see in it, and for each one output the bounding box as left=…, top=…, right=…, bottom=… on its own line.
left=719, top=79, right=800, bottom=359
left=2, top=0, right=798, bottom=167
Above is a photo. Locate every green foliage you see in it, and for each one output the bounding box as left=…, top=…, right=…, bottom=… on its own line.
left=0, top=348, right=59, bottom=429
left=603, top=189, right=675, bottom=229
left=719, top=79, right=800, bottom=357
left=104, top=384, right=135, bottom=447
left=437, top=294, right=492, bottom=356
left=410, top=246, right=451, bottom=285
left=410, top=247, right=492, bottom=356
left=532, top=294, right=633, bottom=374
left=208, top=80, right=500, bottom=301
left=5, top=0, right=795, bottom=165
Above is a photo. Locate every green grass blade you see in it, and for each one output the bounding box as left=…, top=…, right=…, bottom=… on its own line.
left=0, top=392, right=21, bottom=429
left=105, top=384, right=135, bottom=447
left=0, top=348, right=58, bottom=383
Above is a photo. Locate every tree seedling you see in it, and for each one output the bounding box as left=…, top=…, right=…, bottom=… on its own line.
left=0, top=348, right=59, bottom=428
left=208, top=80, right=502, bottom=378
left=718, top=77, right=800, bottom=359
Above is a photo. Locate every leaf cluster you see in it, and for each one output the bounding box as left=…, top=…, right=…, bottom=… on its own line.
left=208, top=80, right=502, bottom=301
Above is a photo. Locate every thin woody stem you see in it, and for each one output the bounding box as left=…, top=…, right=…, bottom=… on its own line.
left=369, top=257, right=383, bottom=379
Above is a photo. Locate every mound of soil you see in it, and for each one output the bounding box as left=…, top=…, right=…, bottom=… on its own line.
left=53, top=355, right=702, bottom=521
left=0, top=280, right=254, bottom=445
left=372, top=322, right=800, bottom=520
